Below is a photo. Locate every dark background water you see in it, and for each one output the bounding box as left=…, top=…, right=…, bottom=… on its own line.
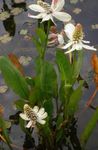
left=0, top=0, right=98, bottom=149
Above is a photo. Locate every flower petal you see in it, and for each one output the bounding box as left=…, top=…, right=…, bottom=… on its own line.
left=28, top=4, right=45, bottom=13
left=82, top=44, right=97, bottom=51
left=82, top=40, right=90, bottom=44
left=37, top=119, right=46, bottom=124
left=57, top=34, right=64, bottom=45
left=40, top=112, right=48, bottom=119
left=28, top=13, right=46, bottom=19
left=75, top=43, right=83, bottom=50
left=32, top=106, right=39, bottom=113
left=20, top=113, right=30, bottom=121
left=26, top=121, right=33, bottom=128
left=53, top=11, right=71, bottom=22
left=38, top=108, right=45, bottom=115
left=65, top=45, right=76, bottom=54
left=51, top=0, right=65, bottom=11
left=64, top=23, right=75, bottom=40
left=41, top=14, right=53, bottom=22
left=61, top=41, right=73, bottom=49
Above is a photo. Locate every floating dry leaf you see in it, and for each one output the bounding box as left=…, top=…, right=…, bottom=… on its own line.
left=0, top=85, right=8, bottom=94
left=70, top=0, right=78, bottom=4
left=19, top=29, right=28, bottom=35
left=91, top=24, right=98, bottom=30
left=73, top=8, right=82, bottom=14
left=0, top=11, right=10, bottom=21
left=24, top=35, right=32, bottom=40
left=19, top=56, right=32, bottom=66
left=0, top=33, right=13, bottom=44
left=11, top=8, right=23, bottom=16
left=14, top=0, right=25, bottom=3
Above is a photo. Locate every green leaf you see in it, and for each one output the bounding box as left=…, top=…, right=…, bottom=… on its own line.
left=0, top=117, right=12, bottom=150
left=72, top=51, right=83, bottom=83
left=35, top=58, right=58, bottom=98
left=32, top=36, right=44, bottom=55
left=67, top=81, right=83, bottom=116
left=29, top=86, right=42, bottom=105
left=43, top=99, right=53, bottom=117
left=14, top=100, right=27, bottom=110
left=80, top=108, right=98, bottom=146
left=36, top=28, right=46, bottom=44
left=0, top=56, right=29, bottom=99
left=56, top=50, right=72, bottom=83
left=32, top=28, right=46, bottom=56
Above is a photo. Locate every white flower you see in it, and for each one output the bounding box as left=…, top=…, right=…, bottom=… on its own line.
left=28, top=0, right=71, bottom=24
left=61, top=23, right=96, bottom=54
left=20, top=104, right=48, bottom=128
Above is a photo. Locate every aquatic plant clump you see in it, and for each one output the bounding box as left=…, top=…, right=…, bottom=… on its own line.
left=0, top=0, right=98, bottom=150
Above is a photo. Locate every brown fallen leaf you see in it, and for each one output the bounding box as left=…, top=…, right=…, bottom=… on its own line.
left=91, top=53, right=98, bottom=86
left=8, top=53, right=24, bottom=75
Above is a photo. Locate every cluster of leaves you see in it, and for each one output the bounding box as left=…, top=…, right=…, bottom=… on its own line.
left=0, top=28, right=98, bottom=150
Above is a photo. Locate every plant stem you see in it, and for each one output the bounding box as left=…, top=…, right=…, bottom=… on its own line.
left=43, top=20, right=51, bottom=58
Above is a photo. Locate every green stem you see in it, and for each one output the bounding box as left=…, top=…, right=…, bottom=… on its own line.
left=42, top=20, right=51, bottom=59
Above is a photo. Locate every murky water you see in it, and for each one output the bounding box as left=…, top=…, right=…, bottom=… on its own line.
left=0, top=0, right=98, bottom=149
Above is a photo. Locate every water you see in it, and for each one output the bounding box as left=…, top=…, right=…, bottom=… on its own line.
left=0, top=0, right=98, bottom=149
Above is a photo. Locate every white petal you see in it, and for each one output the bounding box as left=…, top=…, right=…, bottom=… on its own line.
left=82, top=44, right=97, bottom=51
left=20, top=113, right=30, bottom=121
left=32, top=106, right=39, bottom=113
left=51, top=0, right=65, bottom=11
left=37, top=119, right=46, bottom=124
left=28, top=13, right=45, bottom=19
left=65, top=45, right=76, bottom=54
left=26, top=121, right=33, bottom=128
left=57, top=34, right=64, bottom=45
left=53, top=11, right=71, bottom=22
left=28, top=4, right=45, bottom=13
left=75, top=43, right=83, bottom=50
left=41, top=14, right=52, bottom=22
left=82, top=40, right=90, bottom=44
left=38, top=108, right=45, bottom=115
left=64, top=23, right=75, bottom=40
left=40, top=112, right=48, bottom=119
left=62, top=41, right=73, bottom=49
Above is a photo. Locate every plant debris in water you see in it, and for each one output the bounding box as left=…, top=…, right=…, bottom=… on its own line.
left=11, top=7, right=24, bottom=16
left=13, top=0, right=25, bottom=4
left=0, top=11, right=10, bottom=21
left=19, top=56, right=32, bottom=66
left=0, top=33, right=13, bottom=44
left=0, top=85, right=8, bottom=94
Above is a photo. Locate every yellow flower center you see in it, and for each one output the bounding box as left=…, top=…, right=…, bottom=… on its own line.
left=24, top=105, right=37, bottom=123
left=73, top=24, right=83, bottom=42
